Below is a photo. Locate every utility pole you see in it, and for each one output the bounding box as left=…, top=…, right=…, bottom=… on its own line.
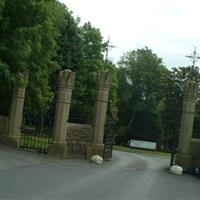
left=105, top=36, right=116, bottom=65
left=185, top=47, right=200, bottom=67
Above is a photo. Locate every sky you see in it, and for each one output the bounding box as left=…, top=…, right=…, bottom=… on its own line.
left=59, top=0, right=200, bottom=68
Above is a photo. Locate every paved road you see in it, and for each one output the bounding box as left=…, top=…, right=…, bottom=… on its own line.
left=0, top=148, right=200, bottom=200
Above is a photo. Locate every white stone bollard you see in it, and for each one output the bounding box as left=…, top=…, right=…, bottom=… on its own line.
left=169, top=165, right=183, bottom=175
left=90, top=155, right=103, bottom=164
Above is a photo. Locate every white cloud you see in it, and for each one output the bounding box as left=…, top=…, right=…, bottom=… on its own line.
left=59, top=0, right=200, bottom=68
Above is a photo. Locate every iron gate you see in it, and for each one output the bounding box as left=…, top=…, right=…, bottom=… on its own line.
left=20, top=107, right=54, bottom=153
left=103, top=100, right=115, bottom=160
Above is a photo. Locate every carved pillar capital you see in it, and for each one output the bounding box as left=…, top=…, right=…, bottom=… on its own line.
left=57, top=70, right=75, bottom=89
left=15, top=69, right=29, bottom=88
left=96, top=71, right=112, bottom=90
left=183, top=81, right=198, bottom=101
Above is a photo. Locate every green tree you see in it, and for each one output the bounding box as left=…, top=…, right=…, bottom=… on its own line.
left=57, top=20, right=115, bottom=119
left=0, top=0, right=73, bottom=115
left=116, top=47, right=167, bottom=146
left=159, top=70, right=182, bottom=150
left=0, top=0, right=51, bottom=114
left=0, top=0, right=118, bottom=122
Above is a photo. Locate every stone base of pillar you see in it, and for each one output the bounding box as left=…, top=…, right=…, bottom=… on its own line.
left=175, top=154, right=192, bottom=170
left=48, top=143, right=68, bottom=159
left=86, top=143, right=104, bottom=159
left=2, top=136, right=20, bottom=148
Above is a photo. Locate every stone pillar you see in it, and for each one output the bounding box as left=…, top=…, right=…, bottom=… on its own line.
left=175, top=81, right=198, bottom=170
left=49, top=69, right=75, bottom=158
left=87, top=71, right=112, bottom=158
left=6, top=70, right=29, bottom=147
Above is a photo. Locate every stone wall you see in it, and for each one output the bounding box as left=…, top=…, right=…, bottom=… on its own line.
left=0, top=115, right=9, bottom=137
left=66, top=123, right=92, bottom=158
left=190, top=138, right=200, bottom=167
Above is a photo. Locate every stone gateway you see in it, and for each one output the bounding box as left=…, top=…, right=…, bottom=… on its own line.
left=0, top=69, right=112, bottom=160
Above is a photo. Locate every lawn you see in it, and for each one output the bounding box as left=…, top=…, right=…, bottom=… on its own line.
left=113, top=145, right=171, bottom=157
left=20, top=134, right=52, bottom=150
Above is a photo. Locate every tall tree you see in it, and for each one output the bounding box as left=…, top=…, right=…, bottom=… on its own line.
left=0, top=0, right=118, bottom=126
left=0, top=0, right=75, bottom=114
left=57, top=20, right=109, bottom=119
left=116, top=47, right=167, bottom=146
left=0, top=0, right=52, bottom=114
left=160, top=70, right=183, bottom=150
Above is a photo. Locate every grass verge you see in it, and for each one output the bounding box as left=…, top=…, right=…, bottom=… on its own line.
left=20, top=134, right=52, bottom=149
left=113, top=145, right=170, bottom=157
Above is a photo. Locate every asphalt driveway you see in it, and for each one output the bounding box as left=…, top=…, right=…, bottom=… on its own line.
left=0, top=148, right=200, bottom=200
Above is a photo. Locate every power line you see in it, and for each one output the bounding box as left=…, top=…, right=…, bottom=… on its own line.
left=185, top=47, right=200, bottom=67
left=105, top=36, right=116, bottom=64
